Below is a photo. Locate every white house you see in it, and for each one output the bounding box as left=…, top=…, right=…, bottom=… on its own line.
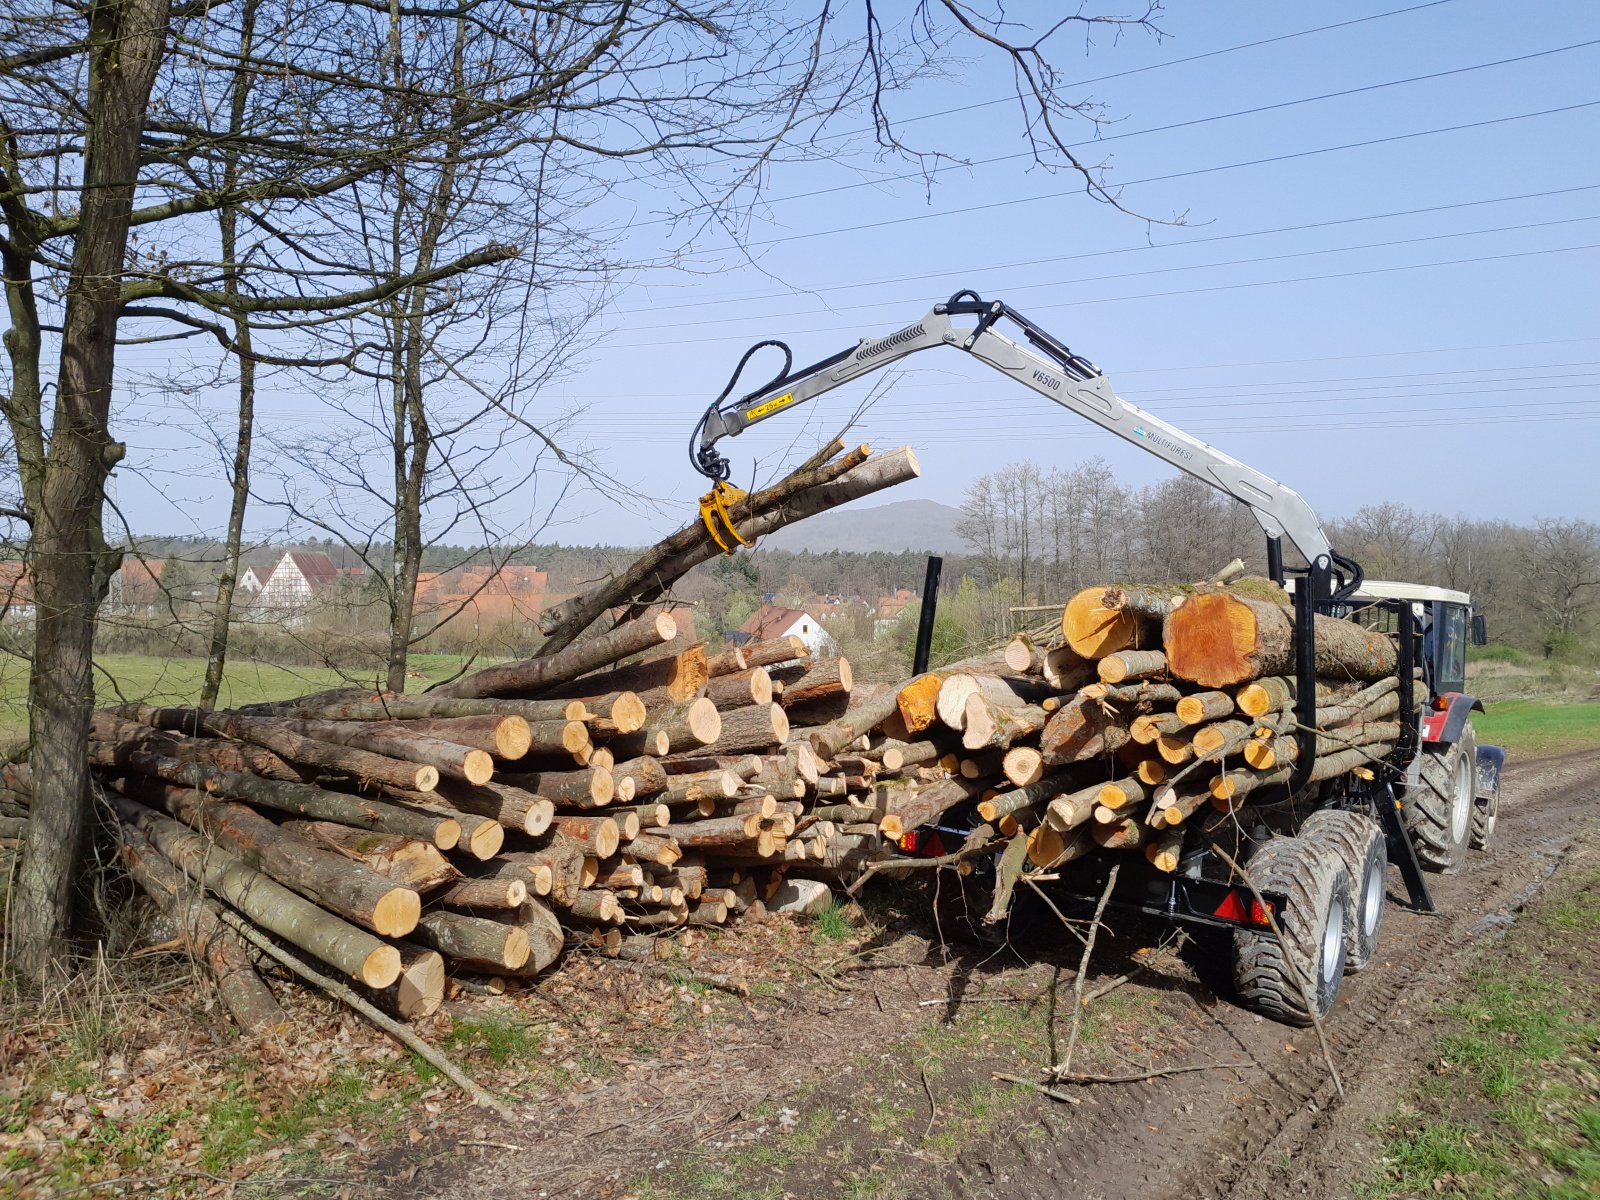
left=254, top=550, right=340, bottom=617
left=237, top=566, right=266, bottom=598
left=733, top=604, right=838, bottom=657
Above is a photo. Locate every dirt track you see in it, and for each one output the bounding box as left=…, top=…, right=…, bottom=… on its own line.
left=402, top=749, right=1600, bottom=1200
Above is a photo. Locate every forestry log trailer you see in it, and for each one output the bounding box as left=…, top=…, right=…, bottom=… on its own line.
left=690, top=290, right=1504, bottom=1024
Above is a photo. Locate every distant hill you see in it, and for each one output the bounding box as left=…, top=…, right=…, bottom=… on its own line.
left=759, top=498, right=970, bottom=554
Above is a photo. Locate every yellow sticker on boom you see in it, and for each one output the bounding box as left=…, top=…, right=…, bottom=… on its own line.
left=745, top=392, right=796, bottom=422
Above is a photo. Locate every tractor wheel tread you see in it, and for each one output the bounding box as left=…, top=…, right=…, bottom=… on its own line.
left=1232, top=837, right=1351, bottom=1028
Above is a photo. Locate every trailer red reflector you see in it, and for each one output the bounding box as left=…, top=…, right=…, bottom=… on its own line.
left=1213, top=889, right=1274, bottom=927
left=898, top=831, right=920, bottom=853
left=1213, top=890, right=1248, bottom=922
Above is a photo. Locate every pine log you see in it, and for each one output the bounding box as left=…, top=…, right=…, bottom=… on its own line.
left=778, top=658, right=852, bottom=709
left=495, top=900, right=565, bottom=976
left=497, top=766, right=613, bottom=809
left=1045, top=781, right=1109, bottom=832
left=1164, top=591, right=1398, bottom=688
left=1039, top=696, right=1131, bottom=767
left=1097, top=650, right=1169, bottom=684
left=1027, top=825, right=1092, bottom=869
left=111, top=794, right=401, bottom=989
left=276, top=719, right=494, bottom=786
left=374, top=715, right=536, bottom=760
left=976, top=771, right=1076, bottom=823
left=440, top=876, right=528, bottom=910
left=1129, top=712, right=1185, bottom=744
left=640, top=697, right=721, bottom=751
left=1061, top=587, right=1160, bottom=658
left=538, top=445, right=904, bottom=650
left=369, top=942, right=446, bottom=1021
left=273, top=695, right=588, bottom=723
left=610, top=756, right=670, bottom=799
left=608, top=728, right=671, bottom=759
left=935, top=674, right=1057, bottom=733
left=122, top=776, right=421, bottom=937
left=1146, top=826, right=1185, bottom=873
left=438, top=611, right=679, bottom=699
left=545, top=644, right=709, bottom=706
left=705, top=645, right=749, bottom=676
left=961, top=699, right=1049, bottom=752
left=549, top=815, right=621, bottom=859
left=1002, top=746, right=1045, bottom=787
left=1092, top=817, right=1147, bottom=850
left=1176, top=691, right=1235, bottom=725
left=710, top=703, right=789, bottom=754
left=99, top=748, right=461, bottom=848
left=431, top=779, right=554, bottom=836
left=412, top=911, right=530, bottom=972
left=280, top=821, right=459, bottom=892
left=117, top=819, right=285, bottom=1033
left=94, top=713, right=301, bottom=782
left=705, top=667, right=775, bottom=709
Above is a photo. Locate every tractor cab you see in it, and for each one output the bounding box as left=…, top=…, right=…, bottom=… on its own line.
left=1325, top=580, right=1483, bottom=699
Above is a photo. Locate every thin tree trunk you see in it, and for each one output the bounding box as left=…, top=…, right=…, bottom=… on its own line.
left=200, top=0, right=262, bottom=711
left=11, top=0, right=168, bottom=976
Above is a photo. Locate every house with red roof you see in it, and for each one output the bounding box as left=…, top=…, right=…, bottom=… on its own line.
left=255, top=550, right=341, bottom=615
left=0, top=561, right=33, bottom=620
left=732, top=604, right=837, bottom=656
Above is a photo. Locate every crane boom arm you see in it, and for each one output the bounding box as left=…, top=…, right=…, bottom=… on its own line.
left=694, top=292, right=1339, bottom=571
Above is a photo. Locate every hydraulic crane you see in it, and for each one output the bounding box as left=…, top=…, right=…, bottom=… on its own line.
left=690, top=289, right=1365, bottom=598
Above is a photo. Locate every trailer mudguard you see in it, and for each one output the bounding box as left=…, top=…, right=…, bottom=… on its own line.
left=1476, top=742, right=1505, bottom=800
left=1420, top=692, right=1484, bottom=745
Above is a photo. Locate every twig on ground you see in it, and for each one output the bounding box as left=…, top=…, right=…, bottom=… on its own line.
left=1051, top=1061, right=1256, bottom=1085
left=1209, top=842, right=1344, bottom=1099
left=991, top=1072, right=1081, bottom=1105
left=216, top=910, right=518, bottom=1122
left=1019, top=875, right=1088, bottom=947
left=606, top=957, right=750, bottom=997
left=1081, top=929, right=1189, bottom=1005
left=1050, top=865, right=1119, bottom=1080
left=777, top=951, right=852, bottom=991
left=844, top=827, right=996, bottom=896
left=920, top=1064, right=938, bottom=1141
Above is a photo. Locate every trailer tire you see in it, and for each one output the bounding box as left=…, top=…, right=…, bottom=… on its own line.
left=1299, top=810, right=1385, bottom=974
left=1407, top=725, right=1475, bottom=873
left=1467, top=727, right=1499, bottom=851
left=1232, top=837, right=1350, bottom=1027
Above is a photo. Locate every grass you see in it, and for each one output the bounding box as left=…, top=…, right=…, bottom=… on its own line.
left=0, top=650, right=476, bottom=741
left=1358, top=862, right=1600, bottom=1199
left=1474, top=699, right=1600, bottom=759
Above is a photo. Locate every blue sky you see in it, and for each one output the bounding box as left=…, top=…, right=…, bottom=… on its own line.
left=111, top=0, right=1600, bottom=546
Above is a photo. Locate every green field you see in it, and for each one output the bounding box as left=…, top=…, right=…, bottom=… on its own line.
left=0, top=653, right=478, bottom=743
left=1475, top=700, right=1600, bottom=760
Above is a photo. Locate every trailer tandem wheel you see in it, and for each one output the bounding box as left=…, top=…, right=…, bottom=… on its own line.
left=1299, top=810, right=1385, bottom=974
left=1231, top=837, right=1351, bottom=1027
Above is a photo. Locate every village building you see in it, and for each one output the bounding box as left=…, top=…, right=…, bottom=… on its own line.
left=253, top=550, right=340, bottom=616
left=731, top=603, right=838, bottom=657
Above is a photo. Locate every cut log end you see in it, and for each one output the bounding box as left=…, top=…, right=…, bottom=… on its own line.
left=362, top=944, right=403, bottom=990
left=1061, top=587, right=1140, bottom=659
left=413, top=766, right=441, bottom=792
left=372, top=888, right=422, bottom=939
left=462, top=749, right=495, bottom=787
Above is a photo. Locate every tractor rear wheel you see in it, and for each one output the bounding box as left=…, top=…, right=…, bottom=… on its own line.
left=1405, top=722, right=1476, bottom=874
left=1300, top=810, right=1386, bottom=974
left=1232, top=836, right=1351, bottom=1027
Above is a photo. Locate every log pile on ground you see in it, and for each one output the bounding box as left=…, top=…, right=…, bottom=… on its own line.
left=4, top=439, right=1403, bottom=1035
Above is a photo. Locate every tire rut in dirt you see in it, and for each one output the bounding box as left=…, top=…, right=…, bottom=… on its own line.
left=948, top=752, right=1600, bottom=1200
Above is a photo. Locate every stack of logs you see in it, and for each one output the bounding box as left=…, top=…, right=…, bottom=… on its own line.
left=0, top=574, right=1403, bottom=1032
left=51, top=611, right=913, bottom=1027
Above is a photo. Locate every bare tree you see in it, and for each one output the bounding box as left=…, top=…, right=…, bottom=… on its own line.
left=1518, top=519, right=1600, bottom=658
left=0, top=0, right=1167, bottom=977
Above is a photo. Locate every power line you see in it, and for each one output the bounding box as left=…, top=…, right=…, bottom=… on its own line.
left=732, top=100, right=1600, bottom=252
left=724, top=40, right=1600, bottom=219
left=618, top=214, right=1600, bottom=335
left=608, top=242, right=1600, bottom=350
left=813, top=0, right=1464, bottom=144
left=617, top=184, right=1600, bottom=315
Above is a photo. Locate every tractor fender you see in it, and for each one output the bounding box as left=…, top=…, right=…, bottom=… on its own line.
left=1475, top=743, right=1505, bottom=800
left=1419, top=692, right=1484, bottom=746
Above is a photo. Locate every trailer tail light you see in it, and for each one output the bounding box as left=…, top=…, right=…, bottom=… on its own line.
left=1213, top=889, right=1273, bottom=927
left=898, top=829, right=947, bottom=857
